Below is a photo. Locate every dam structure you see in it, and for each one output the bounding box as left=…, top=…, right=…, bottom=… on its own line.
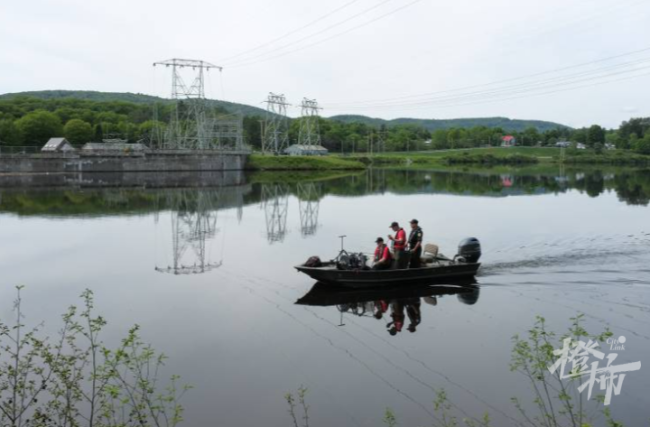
left=0, top=58, right=250, bottom=175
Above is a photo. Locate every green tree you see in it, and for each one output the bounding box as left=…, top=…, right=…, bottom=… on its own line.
left=64, top=118, right=93, bottom=144
left=15, top=110, right=63, bottom=145
left=619, top=117, right=650, bottom=139
left=587, top=124, right=605, bottom=146
left=633, top=132, right=650, bottom=155
left=522, top=127, right=541, bottom=146
left=571, top=128, right=587, bottom=144
left=0, top=119, right=23, bottom=145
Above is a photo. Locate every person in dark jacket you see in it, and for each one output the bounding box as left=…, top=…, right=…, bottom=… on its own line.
left=408, top=219, right=423, bottom=268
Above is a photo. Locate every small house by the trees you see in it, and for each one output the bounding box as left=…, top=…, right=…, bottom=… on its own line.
left=284, top=144, right=328, bottom=156
left=501, top=135, right=516, bottom=147
left=41, top=137, right=76, bottom=152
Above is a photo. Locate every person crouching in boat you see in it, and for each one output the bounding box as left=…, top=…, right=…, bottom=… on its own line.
left=372, top=237, right=392, bottom=270
left=388, top=221, right=407, bottom=269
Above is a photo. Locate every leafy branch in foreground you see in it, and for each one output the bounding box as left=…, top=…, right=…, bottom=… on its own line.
left=285, top=386, right=309, bottom=427
left=510, top=313, right=614, bottom=427
left=0, top=286, right=191, bottom=427
left=285, top=314, right=623, bottom=427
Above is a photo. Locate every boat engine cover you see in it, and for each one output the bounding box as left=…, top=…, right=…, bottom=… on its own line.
left=458, top=237, right=481, bottom=263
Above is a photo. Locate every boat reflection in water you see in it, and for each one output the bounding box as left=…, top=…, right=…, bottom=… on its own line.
left=296, top=281, right=479, bottom=335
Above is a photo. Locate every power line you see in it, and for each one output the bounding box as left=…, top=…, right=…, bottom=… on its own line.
left=218, top=0, right=361, bottom=64
left=226, top=0, right=422, bottom=69
left=222, top=0, right=396, bottom=67
left=325, top=56, right=650, bottom=109
left=328, top=69, right=650, bottom=113
left=323, top=46, right=650, bottom=106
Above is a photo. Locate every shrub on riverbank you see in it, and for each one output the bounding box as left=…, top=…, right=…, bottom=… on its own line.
left=0, top=287, right=189, bottom=427
left=564, top=150, right=650, bottom=165
left=246, top=154, right=366, bottom=171
left=442, top=152, right=539, bottom=165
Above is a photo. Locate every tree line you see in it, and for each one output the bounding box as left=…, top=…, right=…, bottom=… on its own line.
left=1, top=96, right=649, bottom=155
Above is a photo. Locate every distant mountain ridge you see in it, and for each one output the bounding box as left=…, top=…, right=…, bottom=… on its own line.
left=0, top=90, right=570, bottom=131
left=329, top=114, right=570, bottom=132
left=0, top=90, right=270, bottom=117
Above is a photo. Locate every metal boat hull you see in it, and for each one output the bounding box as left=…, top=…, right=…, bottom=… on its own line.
left=295, top=262, right=480, bottom=288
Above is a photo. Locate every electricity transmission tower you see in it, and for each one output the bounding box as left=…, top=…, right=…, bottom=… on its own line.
left=152, top=58, right=244, bottom=151
left=298, top=98, right=322, bottom=146
left=155, top=189, right=223, bottom=275
left=261, top=184, right=289, bottom=243
left=262, top=93, right=290, bottom=154
left=298, top=182, right=320, bottom=236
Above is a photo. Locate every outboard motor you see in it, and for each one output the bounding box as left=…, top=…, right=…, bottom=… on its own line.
left=457, top=237, right=481, bottom=263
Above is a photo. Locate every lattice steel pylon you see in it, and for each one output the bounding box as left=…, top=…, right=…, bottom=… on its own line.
left=298, top=98, right=322, bottom=146
left=262, top=93, right=290, bottom=154
left=155, top=189, right=223, bottom=275
left=261, top=184, right=289, bottom=243
left=297, top=182, right=320, bottom=236
left=152, top=58, right=243, bottom=151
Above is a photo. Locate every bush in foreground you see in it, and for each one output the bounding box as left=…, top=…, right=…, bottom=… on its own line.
left=0, top=287, right=190, bottom=427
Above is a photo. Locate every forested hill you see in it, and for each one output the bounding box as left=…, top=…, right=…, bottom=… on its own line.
left=0, top=91, right=570, bottom=131
left=329, top=114, right=570, bottom=132
left=0, top=90, right=269, bottom=117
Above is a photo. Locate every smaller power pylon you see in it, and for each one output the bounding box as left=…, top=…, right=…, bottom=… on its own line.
left=298, top=98, right=322, bottom=147
left=262, top=93, right=290, bottom=154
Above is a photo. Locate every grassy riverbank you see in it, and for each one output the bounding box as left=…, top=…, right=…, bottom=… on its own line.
left=346, top=147, right=650, bottom=167
left=246, top=154, right=366, bottom=171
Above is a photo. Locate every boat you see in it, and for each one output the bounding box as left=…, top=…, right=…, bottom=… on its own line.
left=295, top=237, right=482, bottom=288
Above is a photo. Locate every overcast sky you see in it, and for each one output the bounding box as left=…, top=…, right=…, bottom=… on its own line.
left=2, top=0, right=650, bottom=128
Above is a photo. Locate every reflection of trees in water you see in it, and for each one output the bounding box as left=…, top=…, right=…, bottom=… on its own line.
left=309, top=169, right=650, bottom=206
left=297, top=182, right=320, bottom=236
left=155, top=190, right=223, bottom=275
left=261, top=184, right=289, bottom=243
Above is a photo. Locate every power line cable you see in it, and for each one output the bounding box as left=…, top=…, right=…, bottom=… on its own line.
left=328, top=69, right=650, bottom=113
left=226, top=0, right=422, bottom=69
left=222, top=0, right=397, bottom=67
left=323, top=46, right=650, bottom=106
left=218, top=0, right=362, bottom=63
left=326, top=56, right=650, bottom=109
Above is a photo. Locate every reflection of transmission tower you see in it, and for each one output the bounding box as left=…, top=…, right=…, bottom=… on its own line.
left=297, top=183, right=320, bottom=236
left=298, top=98, right=321, bottom=146
left=261, top=184, right=289, bottom=243
left=262, top=93, right=290, bottom=154
left=155, top=189, right=222, bottom=275
left=152, top=58, right=243, bottom=151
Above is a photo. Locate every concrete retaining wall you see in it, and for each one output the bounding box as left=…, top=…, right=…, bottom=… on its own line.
left=0, top=153, right=248, bottom=174
left=0, top=170, right=247, bottom=188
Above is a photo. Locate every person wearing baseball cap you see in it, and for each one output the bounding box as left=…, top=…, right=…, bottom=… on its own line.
left=388, top=221, right=407, bottom=269
left=408, top=219, right=423, bottom=268
left=372, top=237, right=392, bottom=270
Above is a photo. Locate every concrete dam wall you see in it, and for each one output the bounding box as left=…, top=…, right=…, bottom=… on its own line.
left=0, top=152, right=248, bottom=174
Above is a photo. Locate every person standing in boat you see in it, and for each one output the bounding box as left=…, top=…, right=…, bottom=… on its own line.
left=388, top=221, right=407, bottom=269
left=408, top=219, right=423, bottom=268
left=372, top=237, right=392, bottom=270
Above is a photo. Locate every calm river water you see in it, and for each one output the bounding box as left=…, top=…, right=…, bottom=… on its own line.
left=1, top=167, right=649, bottom=426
